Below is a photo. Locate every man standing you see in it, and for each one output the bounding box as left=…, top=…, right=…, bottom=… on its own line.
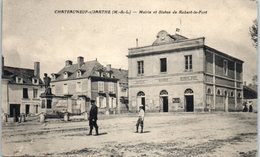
left=136, top=104, right=145, bottom=133
left=88, top=100, right=99, bottom=136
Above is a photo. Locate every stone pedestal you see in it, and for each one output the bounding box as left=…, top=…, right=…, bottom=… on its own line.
left=84, top=112, right=88, bottom=120
left=64, top=112, right=69, bottom=121
left=39, top=113, right=45, bottom=123
left=2, top=113, right=8, bottom=122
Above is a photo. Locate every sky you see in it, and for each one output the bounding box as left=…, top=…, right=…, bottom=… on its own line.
left=2, top=0, right=258, bottom=83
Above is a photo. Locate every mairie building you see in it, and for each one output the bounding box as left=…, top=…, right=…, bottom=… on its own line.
left=127, top=30, right=243, bottom=112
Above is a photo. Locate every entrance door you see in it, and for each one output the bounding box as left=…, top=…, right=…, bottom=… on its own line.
left=141, top=97, right=145, bottom=111
left=162, top=96, right=168, bottom=112
left=186, top=95, right=194, bottom=112
left=26, top=105, right=30, bottom=116
left=10, top=104, right=20, bottom=122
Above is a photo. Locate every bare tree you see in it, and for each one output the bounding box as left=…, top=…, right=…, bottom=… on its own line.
left=249, top=19, right=258, bottom=48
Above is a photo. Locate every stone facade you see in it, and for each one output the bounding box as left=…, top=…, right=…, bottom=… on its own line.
left=128, top=30, right=243, bottom=112
left=50, top=57, right=128, bottom=114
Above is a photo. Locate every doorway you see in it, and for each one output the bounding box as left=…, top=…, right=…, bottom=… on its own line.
left=141, top=97, right=146, bottom=111
left=185, top=95, right=194, bottom=112
left=26, top=104, right=30, bottom=116
left=184, top=88, right=194, bottom=112
left=137, top=91, right=145, bottom=111
left=10, top=104, right=20, bottom=122
left=162, top=96, right=168, bottom=112
left=160, top=90, right=169, bottom=112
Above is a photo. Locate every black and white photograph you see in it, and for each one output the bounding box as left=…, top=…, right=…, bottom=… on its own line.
left=1, top=0, right=258, bottom=156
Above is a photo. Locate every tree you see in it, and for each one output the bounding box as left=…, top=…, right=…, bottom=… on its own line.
left=249, top=19, right=258, bottom=48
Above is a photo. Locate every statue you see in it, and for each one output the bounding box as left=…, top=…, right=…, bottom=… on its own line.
left=43, top=73, right=51, bottom=94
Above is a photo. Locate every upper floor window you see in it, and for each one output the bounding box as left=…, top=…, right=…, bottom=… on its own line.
left=23, top=88, right=29, bottom=99
left=63, top=84, right=68, bottom=94
left=98, top=81, right=104, bottom=92
left=76, top=82, right=82, bottom=92
left=223, top=60, right=228, bottom=75
left=160, top=58, right=167, bottom=72
left=109, top=82, right=115, bottom=93
left=33, top=88, right=38, bottom=99
left=137, top=61, right=144, bottom=75
left=185, top=55, right=192, bottom=71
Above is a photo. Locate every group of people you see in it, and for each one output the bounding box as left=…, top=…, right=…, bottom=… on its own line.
left=87, top=100, right=145, bottom=136
left=242, top=101, right=254, bottom=112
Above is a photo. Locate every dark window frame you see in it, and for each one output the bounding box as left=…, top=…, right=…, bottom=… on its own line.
left=137, top=60, right=144, bottom=75
left=185, top=55, right=193, bottom=71
left=23, top=88, right=29, bottom=99
left=160, top=58, right=167, bottom=73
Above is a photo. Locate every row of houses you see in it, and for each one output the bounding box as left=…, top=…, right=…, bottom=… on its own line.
left=1, top=30, right=257, bottom=120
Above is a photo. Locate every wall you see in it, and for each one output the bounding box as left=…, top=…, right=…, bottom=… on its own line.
left=5, top=83, right=44, bottom=115
left=51, top=78, right=90, bottom=98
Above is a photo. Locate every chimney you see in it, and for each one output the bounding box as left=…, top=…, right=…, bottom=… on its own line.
left=65, top=60, right=73, bottom=66
left=77, top=56, right=84, bottom=68
left=106, top=64, right=111, bottom=71
left=34, top=62, right=40, bottom=78
left=136, top=38, right=138, bottom=47
left=2, top=56, right=4, bottom=77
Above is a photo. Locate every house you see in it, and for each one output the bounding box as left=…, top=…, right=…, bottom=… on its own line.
left=1, top=56, right=44, bottom=121
left=50, top=56, right=128, bottom=114
left=127, top=30, right=244, bottom=112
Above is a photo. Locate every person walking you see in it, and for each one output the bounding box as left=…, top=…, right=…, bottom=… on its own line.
left=88, top=100, right=99, bottom=136
left=136, top=104, right=145, bottom=133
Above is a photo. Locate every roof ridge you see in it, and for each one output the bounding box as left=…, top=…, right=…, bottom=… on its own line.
left=4, top=66, right=34, bottom=71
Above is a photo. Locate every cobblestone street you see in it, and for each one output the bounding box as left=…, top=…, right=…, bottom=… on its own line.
left=2, top=112, right=257, bottom=157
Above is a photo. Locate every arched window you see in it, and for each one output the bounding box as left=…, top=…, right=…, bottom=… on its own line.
left=224, top=90, right=228, bottom=96
left=137, top=91, right=145, bottom=97
left=184, top=88, right=193, bottom=94
left=237, top=92, right=241, bottom=98
left=217, top=89, right=221, bottom=95
left=230, top=91, right=234, bottom=97
left=207, top=88, right=212, bottom=94
left=160, top=90, right=168, bottom=96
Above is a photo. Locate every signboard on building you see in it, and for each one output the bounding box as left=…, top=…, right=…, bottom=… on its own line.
left=172, top=98, right=180, bottom=103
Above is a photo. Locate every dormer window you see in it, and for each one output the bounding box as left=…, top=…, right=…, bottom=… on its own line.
left=51, top=74, right=56, bottom=81
left=32, top=78, right=39, bottom=85
left=16, top=77, right=23, bottom=84
left=64, top=72, right=68, bottom=79
left=77, top=70, right=82, bottom=78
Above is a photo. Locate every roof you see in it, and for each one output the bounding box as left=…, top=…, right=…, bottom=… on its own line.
left=243, top=86, right=257, bottom=99
left=2, top=66, right=44, bottom=85
left=111, top=68, right=128, bottom=84
left=53, top=60, right=100, bottom=81
left=53, top=60, right=128, bottom=82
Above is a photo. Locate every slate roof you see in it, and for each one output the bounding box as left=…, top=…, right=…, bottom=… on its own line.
left=53, top=60, right=128, bottom=83
left=2, top=66, right=44, bottom=85
left=111, top=68, right=128, bottom=84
